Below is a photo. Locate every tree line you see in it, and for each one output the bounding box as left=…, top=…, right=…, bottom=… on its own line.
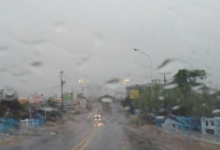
left=121, top=69, right=220, bottom=121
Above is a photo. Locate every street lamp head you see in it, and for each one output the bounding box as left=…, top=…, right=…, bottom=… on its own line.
left=134, top=48, right=138, bottom=51
left=124, top=79, right=130, bottom=82
left=79, top=79, right=84, bottom=83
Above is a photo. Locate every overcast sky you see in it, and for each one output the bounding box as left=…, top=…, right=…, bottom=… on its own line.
left=0, top=0, right=220, bottom=98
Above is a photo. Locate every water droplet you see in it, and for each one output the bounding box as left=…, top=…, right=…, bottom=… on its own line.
left=209, top=89, right=216, bottom=95
left=156, top=116, right=165, bottom=119
left=105, top=78, right=120, bottom=89
left=158, top=96, right=164, bottom=101
left=163, top=84, right=177, bottom=90
left=106, top=78, right=120, bottom=84
left=172, top=105, right=180, bottom=110
left=31, top=61, right=42, bottom=67
left=50, top=132, right=56, bottom=135
left=2, top=93, right=17, bottom=101
left=192, top=85, right=203, bottom=92
left=159, top=108, right=165, bottom=112
left=212, top=109, right=220, bottom=114
left=147, top=113, right=155, bottom=117
left=12, top=70, right=31, bottom=77
left=54, top=22, right=66, bottom=34
left=0, top=46, right=8, bottom=51
left=158, top=59, right=175, bottom=69
left=101, top=97, right=113, bottom=103
left=81, top=57, right=89, bottom=62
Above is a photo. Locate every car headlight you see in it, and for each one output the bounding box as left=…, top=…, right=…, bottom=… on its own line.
left=99, top=119, right=101, bottom=121
left=95, top=119, right=97, bottom=121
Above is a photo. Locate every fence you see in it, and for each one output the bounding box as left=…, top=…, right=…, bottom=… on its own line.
left=159, top=116, right=220, bottom=137
left=161, top=118, right=184, bottom=132
left=0, top=118, right=17, bottom=132
left=0, top=118, right=46, bottom=133
left=20, top=119, right=46, bottom=127
left=159, top=117, right=201, bottom=132
left=215, top=117, right=220, bottom=136
left=176, top=117, right=201, bottom=132
left=201, top=117, right=220, bottom=136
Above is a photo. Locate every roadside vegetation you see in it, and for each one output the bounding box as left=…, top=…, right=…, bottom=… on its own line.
left=0, top=96, right=63, bottom=121
left=122, top=69, right=220, bottom=123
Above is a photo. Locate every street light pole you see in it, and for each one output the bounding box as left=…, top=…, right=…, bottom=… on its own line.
left=134, top=48, right=153, bottom=92
left=79, top=79, right=84, bottom=94
left=60, top=71, right=66, bottom=109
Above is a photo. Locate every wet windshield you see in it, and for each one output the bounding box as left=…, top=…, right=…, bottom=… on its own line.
left=0, top=0, right=220, bottom=150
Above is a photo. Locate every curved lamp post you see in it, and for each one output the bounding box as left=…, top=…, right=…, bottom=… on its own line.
left=134, top=48, right=153, bottom=92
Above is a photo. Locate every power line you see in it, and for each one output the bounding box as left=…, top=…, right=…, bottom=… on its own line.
left=39, top=86, right=60, bottom=95
left=19, top=85, right=61, bottom=96
left=64, top=84, right=126, bottom=90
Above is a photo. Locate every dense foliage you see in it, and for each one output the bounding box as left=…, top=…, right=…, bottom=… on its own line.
left=123, top=69, right=220, bottom=121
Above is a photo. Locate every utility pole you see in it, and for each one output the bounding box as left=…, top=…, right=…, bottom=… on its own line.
left=0, top=89, right=4, bottom=103
left=159, top=72, right=171, bottom=85
left=60, top=71, right=66, bottom=109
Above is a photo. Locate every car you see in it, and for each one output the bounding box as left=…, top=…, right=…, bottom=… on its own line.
left=94, top=114, right=102, bottom=126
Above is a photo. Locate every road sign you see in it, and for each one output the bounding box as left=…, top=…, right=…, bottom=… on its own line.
left=64, top=93, right=73, bottom=102
left=130, top=90, right=139, bottom=99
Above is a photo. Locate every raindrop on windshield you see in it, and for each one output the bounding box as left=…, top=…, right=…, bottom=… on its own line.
left=105, top=78, right=120, bottom=89
left=163, top=84, right=177, bottom=90
left=212, top=109, right=220, bottom=114
left=172, top=105, right=180, bottom=110
left=158, top=59, right=175, bottom=69
left=53, top=22, right=66, bottom=34
left=156, top=116, right=165, bottom=119
left=158, top=96, right=164, bottom=101
left=192, top=85, right=204, bottom=92
left=0, top=46, right=8, bottom=51
left=31, top=61, right=42, bottom=67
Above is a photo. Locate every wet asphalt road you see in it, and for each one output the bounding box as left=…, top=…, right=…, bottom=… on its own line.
left=81, top=103, right=128, bottom=150
left=1, top=102, right=130, bottom=150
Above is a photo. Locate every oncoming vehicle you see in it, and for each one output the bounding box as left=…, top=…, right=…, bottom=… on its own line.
left=94, top=114, right=102, bottom=127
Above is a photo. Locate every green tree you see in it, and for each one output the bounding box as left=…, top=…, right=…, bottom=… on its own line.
left=44, top=98, right=57, bottom=108
left=0, top=96, right=29, bottom=119
left=172, top=69, right=207, bottom=95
